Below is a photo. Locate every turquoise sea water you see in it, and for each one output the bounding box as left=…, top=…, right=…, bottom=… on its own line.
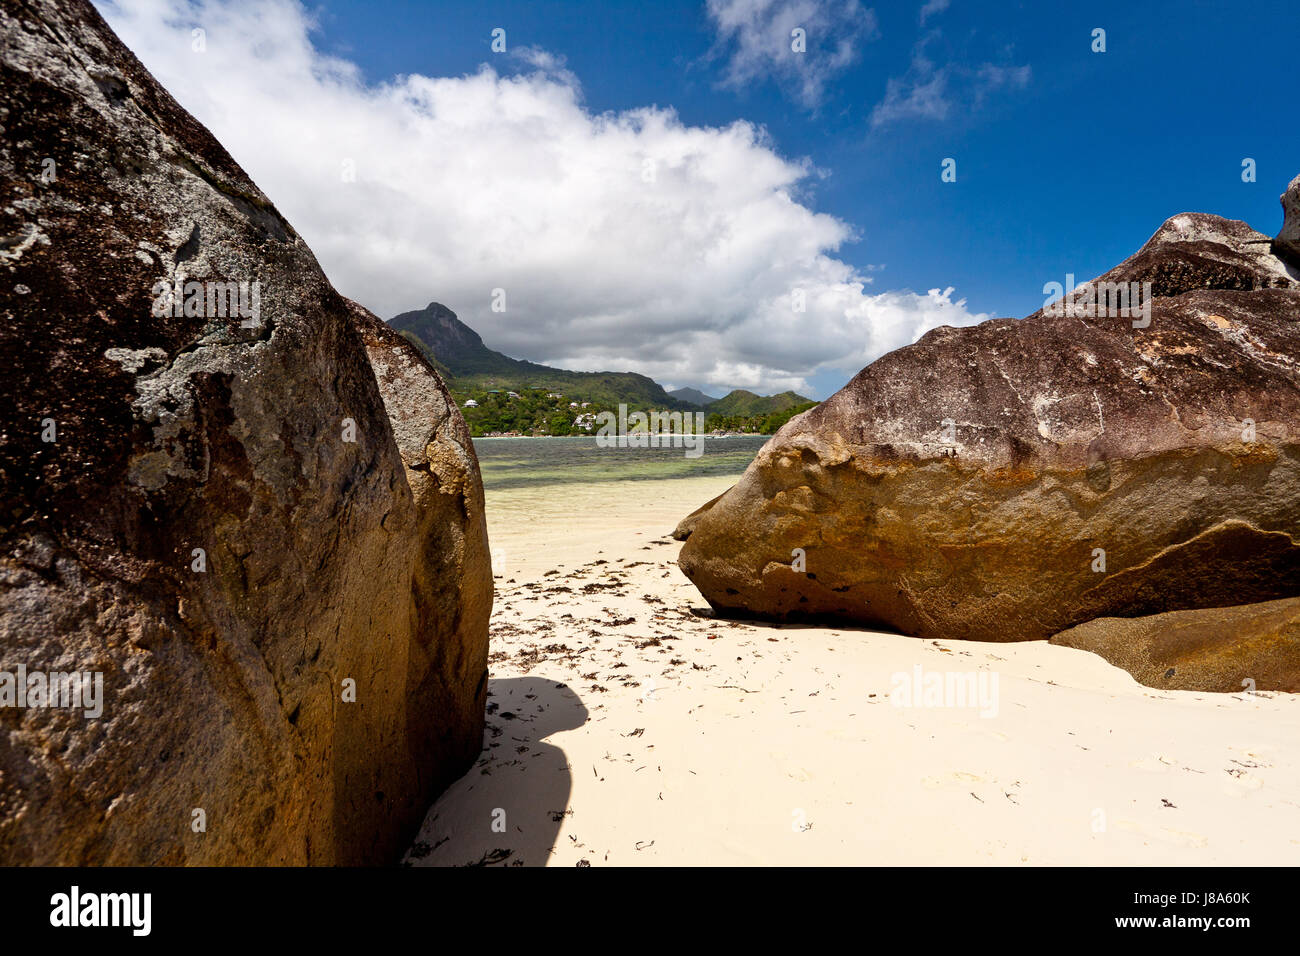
left=471, top=435, right=769, bottom=490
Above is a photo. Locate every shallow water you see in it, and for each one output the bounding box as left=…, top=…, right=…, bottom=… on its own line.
left=471, top=434, right=769, bottom=491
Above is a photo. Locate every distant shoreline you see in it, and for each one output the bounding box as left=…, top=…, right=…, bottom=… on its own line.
left=472, top=432, right=771, bottom=440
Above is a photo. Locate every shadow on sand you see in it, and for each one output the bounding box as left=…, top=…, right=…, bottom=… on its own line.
left=406, top=675, right=588, bottom=866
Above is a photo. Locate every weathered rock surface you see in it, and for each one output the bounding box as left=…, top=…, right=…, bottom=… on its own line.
left=679, top=212, right=1300, bottom=642
left=347, top=298, right=493, bottom=779
left=1089, top=212, right=1297, bottom=296
left=1275, top=174, right=1300, bottom=269
left=1051, top=597, right=1300, bottom=693
left=0, top=0, right=489, bottom=863
left=671, top=491, right=728, bottom=541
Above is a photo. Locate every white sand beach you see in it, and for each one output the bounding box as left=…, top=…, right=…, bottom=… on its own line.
left=407, top=475, right=1300, bottom=866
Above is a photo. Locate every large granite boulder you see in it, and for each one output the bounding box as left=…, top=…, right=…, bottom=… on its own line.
left=671, top=491, right=728, bottom=541
left=678, top=212, right=1300, bottom=642
left=347, top=298, right=493, bottom=776
left=0, top=0, right=489, bottom=863
left=1275, top=174, right=1300, bottom=269
left=1051, top=597, right=1300, bottom=694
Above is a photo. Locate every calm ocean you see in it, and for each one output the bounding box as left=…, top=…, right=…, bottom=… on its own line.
left=471, top=435, right=769, bottom=491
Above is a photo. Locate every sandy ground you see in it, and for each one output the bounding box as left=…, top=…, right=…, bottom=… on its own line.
left=406, top=475, right=1300, bottom=866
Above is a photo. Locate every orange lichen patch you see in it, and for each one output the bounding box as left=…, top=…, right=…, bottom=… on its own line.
left=1140, top=340, right=1201, bottom=358
left=983, top=465, right=1039, bottom=486
left=850, top=457, right=913, bottom=479
left=1230, top=444, right=1281, bottom=467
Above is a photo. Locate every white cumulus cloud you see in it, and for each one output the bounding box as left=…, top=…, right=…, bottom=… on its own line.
left=98, top=0, right=988, bottom=396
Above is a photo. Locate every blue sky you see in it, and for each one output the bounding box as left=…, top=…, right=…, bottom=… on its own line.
left=102, top=0, right=1298, bottom=399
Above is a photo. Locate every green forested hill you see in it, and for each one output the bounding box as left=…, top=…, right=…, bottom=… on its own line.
left=704, top=389, right=814, bottom=416
left=667, top=387, right=718, bottom=406
left=386, top=301, right=817, bottom=436
left=390, top=302, right=693, bottom=411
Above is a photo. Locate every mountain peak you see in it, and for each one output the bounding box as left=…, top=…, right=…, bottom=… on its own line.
left=667, top=387, right=719, bottom=407
left=390, top=301, right=484, bottom=362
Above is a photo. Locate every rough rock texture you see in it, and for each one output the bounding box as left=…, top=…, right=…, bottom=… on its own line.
left=347, top=298, right=493, bottom=777
left=1090, top=213, right=1297, bottom=295
left=1275, top=174, right=1300, bottom=269
left=679, top=211, right=1300, bottom=642
left=671, top=491, right=728, bottom=541
left=1051, top=598, right=1300, bottom=693
left=0, top=0, right=489, bottom=863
